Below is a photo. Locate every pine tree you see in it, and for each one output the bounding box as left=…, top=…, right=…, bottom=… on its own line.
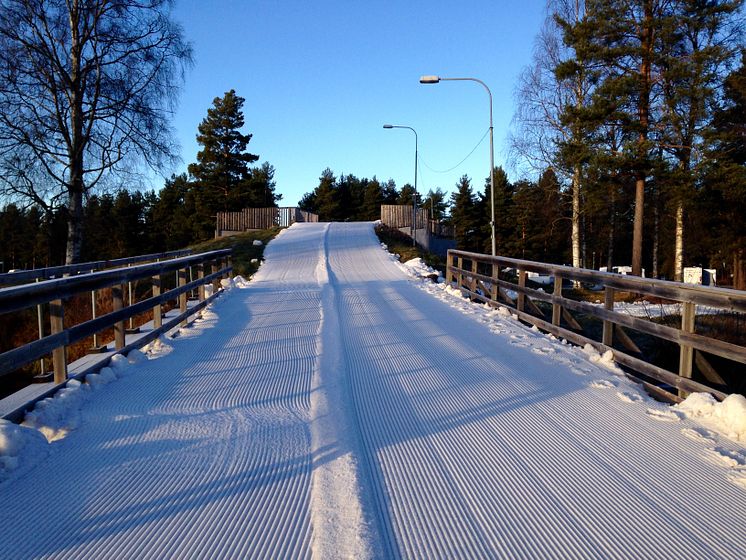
left=659, top=0, right=743, bottom=280
left=188, top=90, right=259, bottom=238
left=557, top=0, right=670, bottom=276
left=706, top=51, right=746, bottom=288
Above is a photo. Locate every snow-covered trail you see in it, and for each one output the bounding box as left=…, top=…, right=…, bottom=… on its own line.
left=2, top=222, right=746, bottom=559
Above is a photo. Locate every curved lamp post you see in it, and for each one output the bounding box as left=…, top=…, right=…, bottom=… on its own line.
left=383, top=124, right=418, bottom=247
left=420, top=75, right=495, bottom=256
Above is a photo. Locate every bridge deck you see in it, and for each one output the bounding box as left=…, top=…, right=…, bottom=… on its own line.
left=1, top=222, right=745, bottom=558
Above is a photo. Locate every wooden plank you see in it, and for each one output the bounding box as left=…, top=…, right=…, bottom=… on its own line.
left=694, top=350, right=727, bottom=386
left=49, top=299, right=66, bottom=384
left=517, top=269, right=526, bottom=313
left=152, top=275, right=162, bottom=328
left=197, top=264, right=205, bottom=301
left=552, top=276, right=562, bottom=326
left=562, top=307, right=583, bottom=331
left=179, top=268, right=187, bottom=327
left=615, top=325, right=642, bottom=355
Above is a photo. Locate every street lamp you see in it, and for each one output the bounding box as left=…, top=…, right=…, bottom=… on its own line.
left=420, top=75, right=496, bottom=256
left=383, top=124, right=418, bottom=247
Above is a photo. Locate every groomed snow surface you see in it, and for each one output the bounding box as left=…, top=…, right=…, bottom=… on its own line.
left=1, top=222, right=746, bottom=559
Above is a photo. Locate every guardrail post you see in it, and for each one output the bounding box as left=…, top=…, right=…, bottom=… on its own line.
left=679, top=301, right=696, bottom=398
left=36, top=278, right=45, bottom=376
left=112, top=284, right=126, bottom=350
left=127, top=265, right=137, bottom=333
left=197, top=263, right=205, bottom=301
left=90, top=268, right=100, bottom=350
left=602, top=287, right=614, bottom=346
left=179, top=267, right=187, bottom=327
left=552, top=275, right=562, bottom=326
left=457, top=256, right=463, bottom=290
left=212, top=260, right=220, bottom=295
left=491, top=262, right=498, bottom=302
left=227, top=255, right=234, bottom=280
left=446, top=251, right=453, bottom=285
left=471, top=259, right=478, bottom=300
left=152, top=274, right=162, bottom=328
left=517, top=269, right=526, bottom=313
left=49, top=299, right=67, bottom=384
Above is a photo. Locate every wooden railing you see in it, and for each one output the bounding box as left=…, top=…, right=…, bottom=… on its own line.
left=0, top=249, right=192, bottom=287
left=0, top=249, right=233, bottom=391
left=380, top=205, right=454, bottom=238
left=447, top=249, right=746, bottom=402
left=216, top=207, right=318, bottom=235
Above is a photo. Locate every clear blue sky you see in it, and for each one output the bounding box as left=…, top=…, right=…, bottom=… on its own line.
left=168, top=0, right=547, bottom=206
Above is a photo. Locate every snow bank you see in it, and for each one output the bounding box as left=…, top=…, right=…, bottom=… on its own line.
left=0, top=419, right=48, bottom=482
left=676, top=393, right=746, bottom=442
left=581, top=344, right=620, bottom=372
left=23, top=379, right=92, bottom=442
left=401, top=258, right=442, bottom=281
left=233, top=275, right=250, bottom=288
left=252, top=239, right=263, bottom=246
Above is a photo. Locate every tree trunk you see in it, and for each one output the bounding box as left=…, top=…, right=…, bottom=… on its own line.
left=65, top=186, right=84, bottom=264
left=65, top=1, right=85, bottom=265
left=632, top=174, right=645, bottom=276
left=652, top=184, right=659, bottom=278
left=673, top=202, right=684, bottom=282
left=632, top=0, right=654, bottom=278
left=572, top=164, right=581, bottom=269
left=735, top=249, right=746, bottom=290
left=607, top=185, right=615, bottom=271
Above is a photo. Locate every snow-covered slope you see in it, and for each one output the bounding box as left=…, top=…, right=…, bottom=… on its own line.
left=1, top=222, right=745, bottom=559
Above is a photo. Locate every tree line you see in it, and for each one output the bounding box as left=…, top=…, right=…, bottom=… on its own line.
left=511, top=0, right=745, bottom=287
left=0, top=89, right=280, bottom=271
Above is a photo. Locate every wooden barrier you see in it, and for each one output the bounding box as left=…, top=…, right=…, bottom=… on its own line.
left=0, top=249, right=232, bottom=388
left=380, top=205, right=427, bottom=229
left=380, top=205, right=453, bottom=238
left=215, top=207, right=318, bottom=236
left=446, top=249, right=746, bottom=402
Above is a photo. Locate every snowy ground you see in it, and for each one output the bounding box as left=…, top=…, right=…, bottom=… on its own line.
left=1, top=222, right=746, bottom=559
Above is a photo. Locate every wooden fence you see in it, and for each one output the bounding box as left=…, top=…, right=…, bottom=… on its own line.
left=380, top=205, right=427, bottom=229
left=446, top=249, right=746, bottom=403
left=0, top=249, right=233, bottom=408
left=216, top=207, right=318, bottom=236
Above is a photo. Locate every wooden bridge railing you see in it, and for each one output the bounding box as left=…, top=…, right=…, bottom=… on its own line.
left=447, top=249, right=746, bottom=403
left=0, top=249, right=192, bottom=287
left=0, top=249, right=233, bottom=392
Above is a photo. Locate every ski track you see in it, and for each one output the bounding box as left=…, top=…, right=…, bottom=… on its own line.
left=1, top=222, right=746, bottom=558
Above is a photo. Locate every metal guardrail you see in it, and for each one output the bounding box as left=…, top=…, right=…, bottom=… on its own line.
left=447, top=249, right=746, bottom=402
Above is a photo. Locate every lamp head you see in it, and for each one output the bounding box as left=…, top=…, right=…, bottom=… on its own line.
left=383, top=124, right=393, bottom=129
left=419, top=75, right=440, bottom=84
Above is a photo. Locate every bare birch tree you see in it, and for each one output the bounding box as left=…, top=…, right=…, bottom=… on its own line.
left=511, top=0, right=592, bottom=271
left=0, top=0, right=191, bottom=263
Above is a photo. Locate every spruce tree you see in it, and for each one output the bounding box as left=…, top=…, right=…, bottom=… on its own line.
left=450, top=175, right=480, bottom=251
